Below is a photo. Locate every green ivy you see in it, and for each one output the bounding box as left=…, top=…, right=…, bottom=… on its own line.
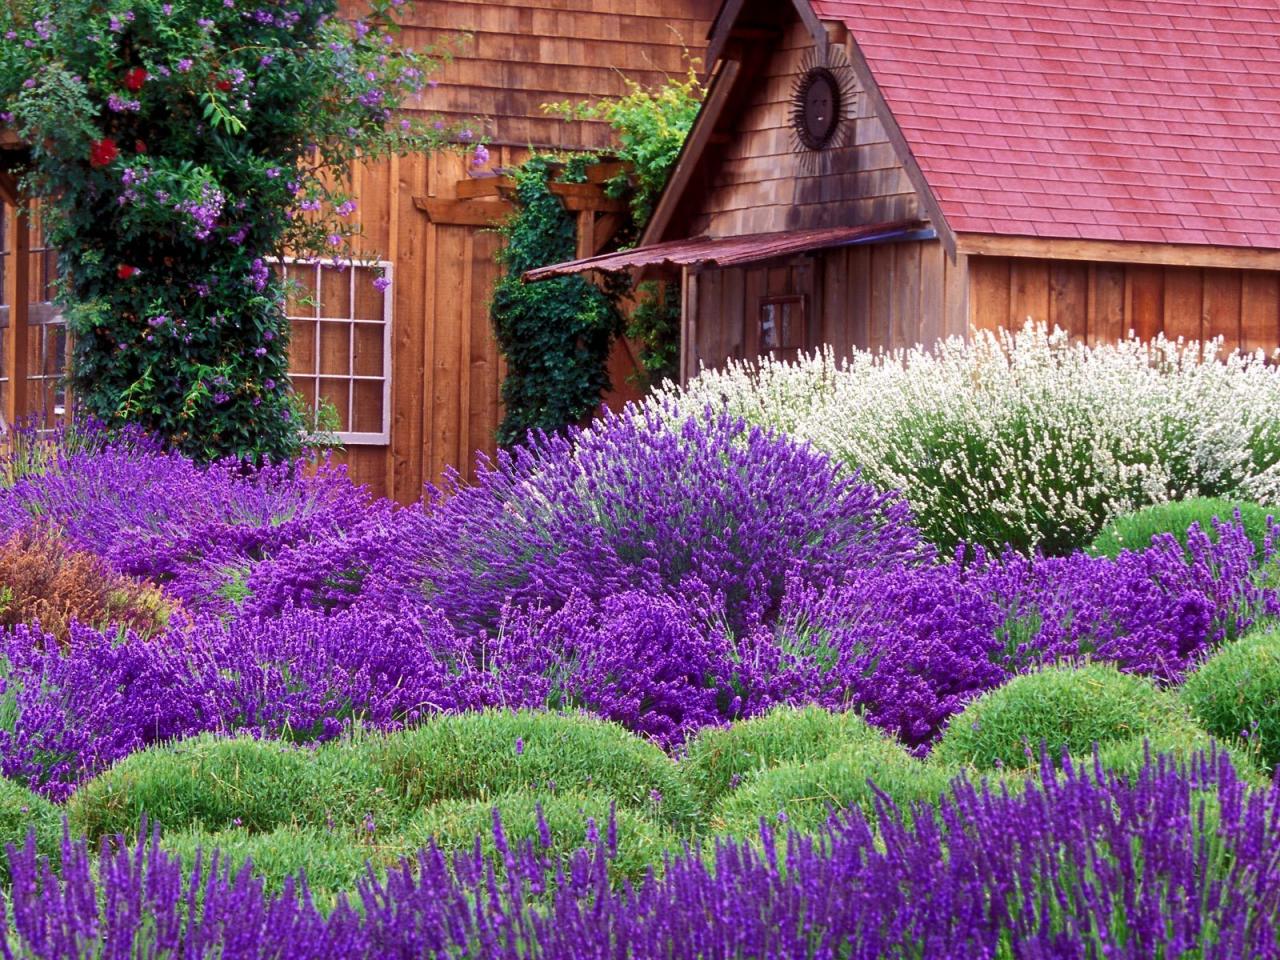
left=490, top=157, right=620, bottom=447
left=0, top=0, right=470, bottom=463
left=542, top=64, right=704, bottom=393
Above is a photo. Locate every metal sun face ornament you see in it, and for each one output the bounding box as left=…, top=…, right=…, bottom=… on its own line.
left=789, top=53, right=857, bottom=173
left=797, top=67, right=841, bottom=150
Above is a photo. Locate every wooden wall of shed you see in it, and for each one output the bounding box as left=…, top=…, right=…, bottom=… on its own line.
left=378, top=0, right=720, bottom=149
left=690, top=239, right=965, bottom=373
left=968, top=256, right=1280, bottom=354
left=687, top=21, right=920, bottom=238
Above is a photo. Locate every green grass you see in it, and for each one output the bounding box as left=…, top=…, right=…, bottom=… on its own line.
left=679, top=706, right=895, bottom=813
left=405, top=789, right=677, bottom=884
left=67, top=733, right=396, bottom=841
left=1089, top=497, right=1276, bottom=560
left=361, top=710, right=697, bottom=831
left=0, top=776, right=61, bottom=877
left=933, top=663, right=1191, bottom=771
left=1182, top=625, right=1280, bottom=773
left=712, top=736, right=956, bottom=837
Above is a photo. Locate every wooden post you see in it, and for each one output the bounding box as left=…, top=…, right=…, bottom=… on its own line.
left=680, top=266, right=699, bottom=385
left=4, top=198, right=29, bottom=427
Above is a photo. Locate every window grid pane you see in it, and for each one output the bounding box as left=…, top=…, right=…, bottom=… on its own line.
left=278, top=258, right=391, bottom=445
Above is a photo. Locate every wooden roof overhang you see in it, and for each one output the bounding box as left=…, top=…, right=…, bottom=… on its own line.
left=523, top=219, right=928, bottom=282
left=638, top=0, right=956, bottom=259
left=956, top=233, right=1280, bottom=273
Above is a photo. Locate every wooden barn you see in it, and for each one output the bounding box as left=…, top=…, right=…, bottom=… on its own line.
left=0, top=0, right=717, bottom=500
left=529, top=0, right=1280, bottom=380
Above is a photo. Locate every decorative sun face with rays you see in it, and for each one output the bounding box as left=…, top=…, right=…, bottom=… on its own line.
left=789, top=52, right=858, bottom=171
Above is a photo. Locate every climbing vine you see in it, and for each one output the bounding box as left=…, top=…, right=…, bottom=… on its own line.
left=0, top=0, right=470, bottom=462
left=490, top=157, right=620, bottom=447
left=490, top=64, right=702, bottom=443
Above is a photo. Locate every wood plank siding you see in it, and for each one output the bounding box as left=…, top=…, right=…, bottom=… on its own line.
left=688, top=21, right=920, bottom=238
left=690, top=239, right=968, bottom=372
left=320, top=0, right=715, bottom=500
left=968, top=256, right=1280, bottom=355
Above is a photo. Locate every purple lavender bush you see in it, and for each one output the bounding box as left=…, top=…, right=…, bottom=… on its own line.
left=419, top=405, right=928, bottom=635
left=3, top=750, right=1277, bottom=958
left=0, top=607, right=519, bottom=800
left=0, top=426, right=372, bottom=611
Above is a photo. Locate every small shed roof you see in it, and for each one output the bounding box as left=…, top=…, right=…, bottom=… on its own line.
left=523, top=220, right=924, bottom=280
left=812, top=0, right=1280, bottom=249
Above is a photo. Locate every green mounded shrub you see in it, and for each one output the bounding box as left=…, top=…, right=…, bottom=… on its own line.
left=680, top=706, right=891, bottom=812
left=1082, top=729, right=1265, bottom=786
left=1089, top=498, right=1277, bottom=559
left=68, top=734, right=394, bottom=841
left=712, top=738, right=955, bottom=837
left=1183, top=626, right=1280, bottom=772
left=933, top=663, right=1188, bottom=771
left=160, top=824, right=404, bottom=907
left=405, top=790, right=675, bottom=884
left=0, top=776, right=61, bottom=875
left=363, top=711, right=696, bottom=831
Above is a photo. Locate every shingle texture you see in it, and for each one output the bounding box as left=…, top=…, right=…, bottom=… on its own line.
left=811, top=0, right=1280, bottom=248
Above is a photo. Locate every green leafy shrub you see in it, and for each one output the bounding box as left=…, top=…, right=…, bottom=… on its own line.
left=160, top=824, right=403, bottom=906
left=0, top=0, right=463, bottom=462
left=680, top=706, right=890, bottom=812
left=68, top=734, right=394, bottom=841
left=712, top=738, right=953, bottom=837
left=491, top=157, right=619, bottom=446
left=933, top=663, right=1187, bottom=771
left=1085, top=730, right=1265, bottom=785
left=363, top=711, right=695, bottom=831
left=1089, top=498, right=1277, bottom=559
left=1182, top=626, right=1280, bottom=772
left=406, top=790, right=675, bottom=884
left=0, top=776, right=61, bottom=875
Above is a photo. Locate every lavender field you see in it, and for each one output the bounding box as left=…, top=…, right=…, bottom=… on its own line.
left=2, top=332, right=1280, bottom=957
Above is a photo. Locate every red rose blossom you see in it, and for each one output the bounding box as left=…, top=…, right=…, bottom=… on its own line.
left=134, top=139, right=148, bottom=154
left=89, top=138, right=119, bottom=168
left=123, top=68, right=147, bottom=92
left=215, top=79, right=233, bottom=92
left=117, top=264, right=138, bottom=280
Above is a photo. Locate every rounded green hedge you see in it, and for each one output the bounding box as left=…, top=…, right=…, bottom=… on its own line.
left=712, top=737, right=955, bottom=837
left=1182, top=626, right=1280, bottom=772
left=933, top=664, right=1182, bottom=771
left=1089, top=498, right=1276, bottom=560
left=680, top=706, right=893, bottom=812
left=0, top=776, right=61, bottom=876
left=363, top=711, right=696, bottom=830
left=67, top=734, right=395, bottom=841
left=404, top=790, right=676, bottom=884
left=160, top=824, right=404, bottom=907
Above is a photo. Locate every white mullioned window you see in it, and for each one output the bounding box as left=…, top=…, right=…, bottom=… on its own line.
left=278, top=258, right=392, bottom=445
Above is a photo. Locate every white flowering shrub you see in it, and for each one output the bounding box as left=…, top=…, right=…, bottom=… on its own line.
left=653, top=324, right=1280, bottom=554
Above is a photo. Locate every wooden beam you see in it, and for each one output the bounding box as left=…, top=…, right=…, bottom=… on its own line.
left=576, top=210, right=595, bottom=261
left=454, top=177, right=509, bottom=200
left=705, top=0, right=748, bottom=68
left=641, top=57, right=742, bottom=246
left=4, top=200, right=30, bottom=426
left=414, top=196, right=513, bottom=226
left=791, top=0, right=830, bottom=63
left=592, top=214, right=625, bottom=255
left=841, top=37, right=957, bottom=258
left=0, top=172, right=18, bottom=207
left=680, top=266, right=699, bottom=385
left=957, top=233, right=1280, bottom=272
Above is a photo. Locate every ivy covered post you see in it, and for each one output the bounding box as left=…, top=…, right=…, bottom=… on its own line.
left=0, top=0, right=465, bottom=462
left=490, top=158, right=620, bottom=447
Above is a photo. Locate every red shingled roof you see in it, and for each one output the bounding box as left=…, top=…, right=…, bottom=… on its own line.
left=811, top=0, right=1280, bottom=249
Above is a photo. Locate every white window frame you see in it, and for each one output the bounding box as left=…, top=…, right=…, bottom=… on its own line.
left=278, top=257, right=393, bottom=446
